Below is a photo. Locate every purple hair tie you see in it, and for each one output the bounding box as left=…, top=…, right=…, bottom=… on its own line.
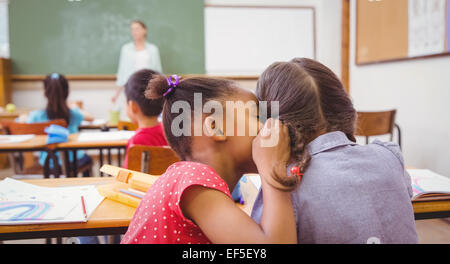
left=163, top=75, right=180, bottom=97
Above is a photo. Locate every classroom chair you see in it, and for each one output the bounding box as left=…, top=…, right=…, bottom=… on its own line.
left=117, top=120, right=138, bottom=131
left=355, top=110, right=402, bottom=148
left=127, top=145, right=180, bottom=175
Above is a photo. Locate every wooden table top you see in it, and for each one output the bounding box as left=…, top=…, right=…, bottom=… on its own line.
left=412, top=200, right=450, bottom=214
left=0, top=133, right=128, bottom=151
left=0, top=177, right=135, bottom=235
left=0, top=135, right=48, bottom=150
left=55, top=133, right=128, bottom=149
left=78, top=123, right=118, bottom=130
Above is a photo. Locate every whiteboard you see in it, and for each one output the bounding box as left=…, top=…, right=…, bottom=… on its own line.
left=205, top=6, right=316, bottom=75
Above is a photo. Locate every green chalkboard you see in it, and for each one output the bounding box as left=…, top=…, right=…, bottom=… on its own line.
left=9, top=0, right=205, bottom=75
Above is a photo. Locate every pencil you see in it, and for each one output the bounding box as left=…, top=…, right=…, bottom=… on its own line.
left=81, top=195, right=88, bottom=221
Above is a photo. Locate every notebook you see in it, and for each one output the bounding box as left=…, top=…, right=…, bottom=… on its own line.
left=408, top=169, right=450, bottom=202
left=0, top=178, right=104, bottom=225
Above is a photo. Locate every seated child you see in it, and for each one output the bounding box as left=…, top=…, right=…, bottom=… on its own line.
left=27, top=73, right=94, bottom=176
left=121, top=74, right=298, bottom=244
left=123, top=69, right=168, bottom=168
left=251, top=58, right=418, bottom=244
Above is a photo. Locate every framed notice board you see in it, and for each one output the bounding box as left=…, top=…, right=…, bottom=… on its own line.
left=356, top=0, right=450, bottom=65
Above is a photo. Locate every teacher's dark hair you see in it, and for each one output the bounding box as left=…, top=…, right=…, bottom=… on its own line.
left=43, top=73, right=71, bottom=125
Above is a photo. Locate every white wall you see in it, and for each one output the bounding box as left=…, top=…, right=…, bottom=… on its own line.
left=205, top=0, right=342, bottom=77
left=349, top=0, right=450, bottom=176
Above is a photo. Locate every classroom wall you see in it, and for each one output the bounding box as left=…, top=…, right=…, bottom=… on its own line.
left=12, top=0, right=342, bottom=121
left=349, top=0, right=450, bottom=177
left=205, top=0, right=343, bottom=76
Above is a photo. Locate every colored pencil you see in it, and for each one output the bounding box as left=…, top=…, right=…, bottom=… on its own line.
left=81, top=195, right=88, bottom=221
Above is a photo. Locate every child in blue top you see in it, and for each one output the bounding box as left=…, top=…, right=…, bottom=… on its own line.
left=27, top=73, right=94, bottom=176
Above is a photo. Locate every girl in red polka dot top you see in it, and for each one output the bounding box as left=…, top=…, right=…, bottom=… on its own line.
left=121, top=75, right=299, bottom=244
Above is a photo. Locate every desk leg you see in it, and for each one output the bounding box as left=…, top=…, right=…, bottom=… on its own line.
left=99, top=148, right=104, bottom=177
left=117, top=148, right=122, bottom=167
left=63, top=150, right=71, bottom=178
left=48, top=150, right=61, bottom=178
left=107, top=148, right=112, bottom=165
left=18, top=152, right=24, bottom=171
left=43, top=152, right=51, bottom=179
left=72, top=150, right=78, bottom=178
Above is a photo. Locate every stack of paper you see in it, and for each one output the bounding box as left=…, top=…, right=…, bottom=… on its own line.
left=0, top=135, right=34, bottom=144
left=77, top=131, right=135, bottom=142
left=0, top=178, right=104, bottom=225
left=80, top=119, right=107, bottom=127
left=408, top=169, right=450, bottom=202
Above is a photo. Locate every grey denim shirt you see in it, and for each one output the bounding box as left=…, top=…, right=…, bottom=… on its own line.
left=251, top=131, right=418, bottom=244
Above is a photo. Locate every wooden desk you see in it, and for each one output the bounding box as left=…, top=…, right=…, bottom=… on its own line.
left=0, top=176, right=449, bottom=241
left=412, top=200, right=450, bottom=220
left=56, top=133, right=128, bottom=177
left=78, top=123, right=118, bottom=131
left=0, top=177, right=135, bottom=241
left=0, top=135, right=47, bottom=152
left=0, top=133, right=129, bottom=178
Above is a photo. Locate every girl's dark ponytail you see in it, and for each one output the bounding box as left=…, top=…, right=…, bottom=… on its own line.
left=43, top=73, right=70, bottom=125
left=257, top=58, right=357, bottom=189
left=145, top=74, right=170, bottom=100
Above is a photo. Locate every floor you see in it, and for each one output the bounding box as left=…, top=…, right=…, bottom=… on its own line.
left=1, top=165, right=450, bottom=244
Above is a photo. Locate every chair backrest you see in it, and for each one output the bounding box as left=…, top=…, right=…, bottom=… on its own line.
left=355, top=110, right=396, bottom=137
left=127, top=145, right=180, bottom=175
left=2, top=119, right=67, bottom=135
left=118, top=121, right=138, bottom=131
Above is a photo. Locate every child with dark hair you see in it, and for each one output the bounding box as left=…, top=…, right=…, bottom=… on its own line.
left=122, top=69, right=168, bottom=168
left=252, top=58, right=418, bottom=244
left=27, top=73, right=94, bottom=176
left=121, top=74, right=298, bottom=244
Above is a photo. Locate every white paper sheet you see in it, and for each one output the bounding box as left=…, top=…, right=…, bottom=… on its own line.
left=77, top=131, right=135, bottom=142
left=246, top=174, right=262, bottom=190
left=0, top=134, right=35, bottom=144
left=80, top=119, right=107, bottom=127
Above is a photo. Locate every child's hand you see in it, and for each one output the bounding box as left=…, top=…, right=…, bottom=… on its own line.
left=252, top=118, right=291, bottom=189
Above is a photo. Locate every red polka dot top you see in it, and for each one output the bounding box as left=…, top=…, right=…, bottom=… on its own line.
left=121, top=161, right=231, bottom=244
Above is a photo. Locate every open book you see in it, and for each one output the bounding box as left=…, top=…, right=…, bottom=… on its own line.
left=0, top=178, right=104, bottom=225
left=408, top=169, right=450, bottom=202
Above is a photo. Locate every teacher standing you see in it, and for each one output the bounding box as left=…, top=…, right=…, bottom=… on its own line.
left=112, top=20, right=163, bottom=103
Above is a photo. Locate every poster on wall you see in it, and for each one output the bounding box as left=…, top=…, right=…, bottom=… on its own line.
left=447, top=0, right=450, bottom=52
left=408, top=0, right=446, bottom=57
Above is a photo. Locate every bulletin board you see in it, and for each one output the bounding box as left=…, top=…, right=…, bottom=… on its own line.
left=356, top=0, right=450, bottom=65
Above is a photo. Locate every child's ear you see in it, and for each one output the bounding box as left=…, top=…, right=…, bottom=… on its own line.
left=128, top=100, right=140, bottom=114
left=204, top=116, right=227, bottom=142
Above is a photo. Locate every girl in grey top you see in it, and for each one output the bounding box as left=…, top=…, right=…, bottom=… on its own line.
left=251, top=58, right=418, bottom=244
